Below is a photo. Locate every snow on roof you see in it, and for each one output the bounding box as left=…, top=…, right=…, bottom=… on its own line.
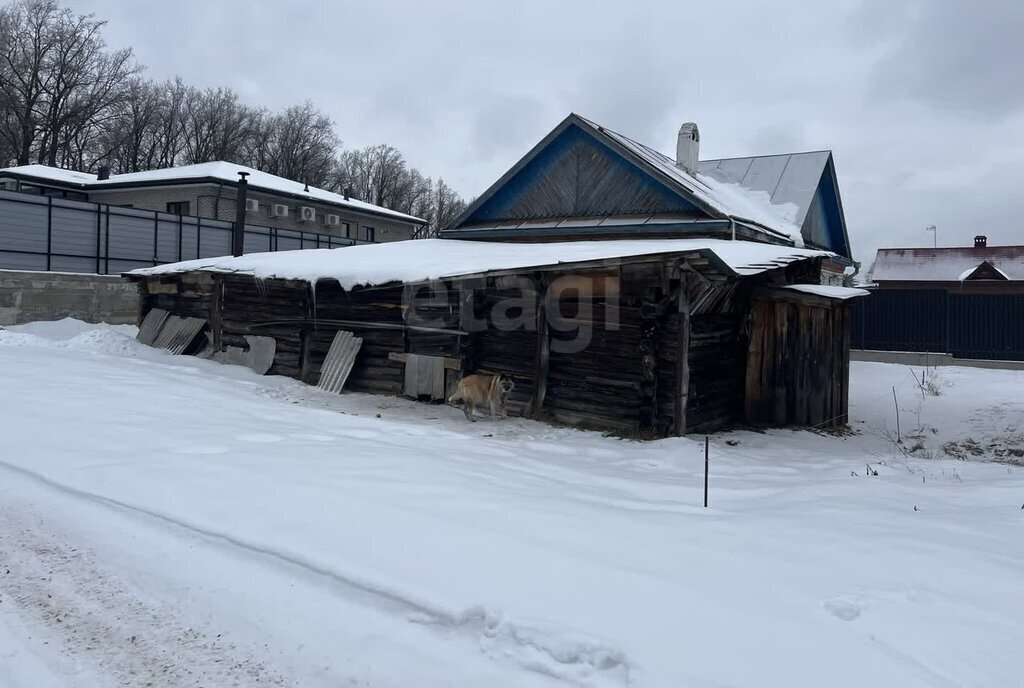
left=871, top=247, right=1024, bottom=282
left=957, top=263, right=1010, bottom=281
left=0, top=164, right=97, bottom=184
left=698, top=151, right=832, bottom=230
left=0, top=162, right=426, bottom=225
left=580, top=118, right=805, bottom=245
left=780, top=284, right=869, bottom=300
left=129, top=238, right=829, bottom=290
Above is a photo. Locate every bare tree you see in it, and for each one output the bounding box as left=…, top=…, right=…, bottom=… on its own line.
left=0, top=0, right=137, bottom=168
left=254, top=102, right=338, bottom=187
left=0, top=0, right=468, bottom=232
left=181, top=86, right=260, bottom=164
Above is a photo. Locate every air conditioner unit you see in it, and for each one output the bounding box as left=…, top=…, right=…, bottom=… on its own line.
left=325, top=214, right=341, bottom=226
left=299, top=206, right=317, bottom=223
left=245, top=198, right=259, bottom=213
left=270, top=203, right=289, bottom=218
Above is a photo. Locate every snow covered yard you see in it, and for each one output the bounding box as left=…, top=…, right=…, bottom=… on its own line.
left=0, top=320, right=1022, bottom=688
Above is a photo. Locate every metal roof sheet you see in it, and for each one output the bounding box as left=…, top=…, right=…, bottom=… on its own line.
left=698, top=151, right=832, bottom=228
left=870, top=246, right=1024, bottom=282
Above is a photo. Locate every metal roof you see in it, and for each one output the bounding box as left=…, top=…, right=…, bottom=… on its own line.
left=698, top=151, right=832, bottom=228
left=870, top=246, right=1024, bottom=282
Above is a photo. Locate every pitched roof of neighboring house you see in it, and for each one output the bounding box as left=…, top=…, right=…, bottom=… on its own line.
left=0, top=162, right=426, bottom=225
left=128, top=237, right=830, bottom=290
left=870, top=246, right=1024, bottom=282
left=445, top=114, right=852, bottom=260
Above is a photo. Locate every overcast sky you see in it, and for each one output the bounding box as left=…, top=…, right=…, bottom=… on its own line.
left=63, top=0, right=1024, bottom=267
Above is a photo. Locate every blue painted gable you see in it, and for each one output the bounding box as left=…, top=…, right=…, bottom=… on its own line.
left=463, top=123, right=708, bottom=225
left=801, top=159, right=851, bottom=259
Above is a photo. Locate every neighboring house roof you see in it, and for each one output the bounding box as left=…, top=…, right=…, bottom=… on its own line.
left=870, top=246, right=1024, bottom=282
left=129, top=238, right=830, bottom=290
left=0, top=162, right=426, bottom=225
left=445, top=114, right=852, bottom=260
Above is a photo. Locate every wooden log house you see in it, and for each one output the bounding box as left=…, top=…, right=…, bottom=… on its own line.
left=127, top=239, right=864, bottom=437
left=127, top=113, right=864, bottom=437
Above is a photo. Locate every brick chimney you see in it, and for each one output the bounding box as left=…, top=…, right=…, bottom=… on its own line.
left=676, top=123, right=700, bottom=176
left=974, top=235, right=987, bottom=248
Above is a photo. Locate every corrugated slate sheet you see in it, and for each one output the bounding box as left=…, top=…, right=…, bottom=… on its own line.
left=136, top=308, right=170, bottom=345
left=317, top=330, right=363, bottom=393
left=149, top=314, right=207, bottom=354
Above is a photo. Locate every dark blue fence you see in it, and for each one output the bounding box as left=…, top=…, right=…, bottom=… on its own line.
left=851, top=288, right=1024, bottom=361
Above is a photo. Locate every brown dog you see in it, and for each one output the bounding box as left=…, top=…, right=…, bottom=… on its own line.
left=448, top=373, right=515, bottom=422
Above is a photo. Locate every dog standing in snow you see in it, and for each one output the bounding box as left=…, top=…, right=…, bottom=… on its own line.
left=448, top=373, right=515, bottom=422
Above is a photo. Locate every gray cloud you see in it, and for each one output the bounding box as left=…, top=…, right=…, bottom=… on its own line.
left=866, top=0, right=1024, bottom=116
left=62, top=0, right=1024, bottom=268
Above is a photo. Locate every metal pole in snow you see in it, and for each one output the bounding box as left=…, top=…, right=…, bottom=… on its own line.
left=892, top=386, right=901, bottom=443
left=704, top=435, right=710, bottom=508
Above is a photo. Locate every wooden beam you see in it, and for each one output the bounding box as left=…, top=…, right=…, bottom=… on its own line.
left=530, top=275, right=550, bottom=419
left=388, top=351, right=462, bottom=370
left=675, top=285, right=691, bottom=436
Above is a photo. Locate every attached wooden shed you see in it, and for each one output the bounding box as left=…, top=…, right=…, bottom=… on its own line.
left=126, top=239, right=865, bottom=437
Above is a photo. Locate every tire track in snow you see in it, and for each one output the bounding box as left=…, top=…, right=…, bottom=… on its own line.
left=0, top=497, right=285, bottom=687
left=0, top=460, right=632, bottom=686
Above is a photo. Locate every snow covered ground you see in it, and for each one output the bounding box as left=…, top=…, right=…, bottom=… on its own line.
left=1, top=319, right=1021, bottom=687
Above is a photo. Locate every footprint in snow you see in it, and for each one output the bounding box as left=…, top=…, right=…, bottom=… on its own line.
left=824, top=597, right=866, bottom=621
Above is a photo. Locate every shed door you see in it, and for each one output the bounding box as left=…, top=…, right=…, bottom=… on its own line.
left=745, top=297, right=850, bottom=428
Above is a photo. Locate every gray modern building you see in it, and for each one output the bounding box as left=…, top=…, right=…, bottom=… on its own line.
left=0, top=162, right=426, bottom=242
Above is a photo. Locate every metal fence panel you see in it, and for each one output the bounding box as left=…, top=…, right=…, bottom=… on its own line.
left=107, top=213, right=154, bottom=261
left=156, top=218, right=181, bottom=263
left=851, top=289, right=947, bottom=353
left=0, top=194, right=48, bottom=254
left=243, top=228, right=271, bottom=254
left=0, top=192, right=356, bottom=275
left=852, top=289, right=1024, bottom=361
left=948, top=294, right=1024, bottom=360
left=50, top=205, right=98, bottom=258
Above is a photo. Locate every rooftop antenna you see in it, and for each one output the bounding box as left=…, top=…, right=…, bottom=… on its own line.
left=303, top=182, right=309, bottom=192
left=925, top=224, right=937, bottom=248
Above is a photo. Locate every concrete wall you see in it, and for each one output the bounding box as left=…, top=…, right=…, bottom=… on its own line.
left=0, top=270, right=137, bottom=326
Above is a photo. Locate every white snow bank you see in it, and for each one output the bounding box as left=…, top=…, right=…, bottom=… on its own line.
left=780, top=284, right=870, bottom=299
left=8, top=317, right=136, bottom=341
left=129, top=238, right=829, bottom=289
left=2, top=318, right=143, bottom=356
left=1, top=328, right=1022, bottom=687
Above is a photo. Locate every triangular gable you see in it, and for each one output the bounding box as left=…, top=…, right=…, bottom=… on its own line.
left=700, top=151, right=851, bottom=260
left=962, top=260, right=1009, bottom=281
left=452, top=115, right=717, bottom=228
left=801, top=154, right=851, bottom=258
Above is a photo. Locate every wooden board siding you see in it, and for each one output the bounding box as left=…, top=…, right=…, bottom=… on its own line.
left=138, top=273, right=216, bottom=323
left=464, top=124, right=704, bottom=223
left=126, top=252, right=855, bottom=438
left=307, top=280, right=406, bottom=394
left=459, top=278, right=540, bottom=417
left=745, top=291, right=851, bottom=428
left=219, top=275, right=307, bottom=378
